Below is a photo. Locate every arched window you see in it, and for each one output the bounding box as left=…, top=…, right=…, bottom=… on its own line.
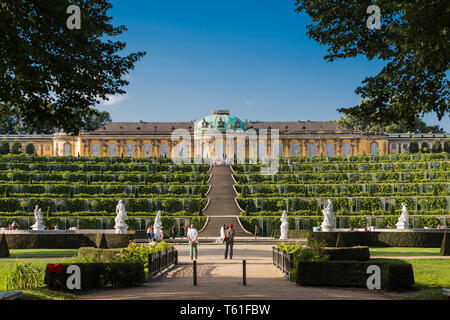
left=143, top=143, right=151, bottom=157
left=63, top=143, right=72, bottom=156
left=308, top=143, right=316, bottom=157
left=160, top=142, right=168, bottom=157
left=91, top=143, right=99, bottom=157
left=326, top=142, right=333, bottom=156
left=370, top=142, right=379, bottom=155
left=343, top=142, right=351, bottom=156
left=258, top=142, right=265, bottom=159
left=291, top=143, right=299, bottom=157
left=126, top=143, right=134, bottom=157
left=274, top=142, right=282, bottom=157
left=177, top=143, right=185, bottom=157
left=109, top=143, right=117, bottom=157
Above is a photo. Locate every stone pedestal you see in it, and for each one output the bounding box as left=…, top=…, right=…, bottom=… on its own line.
left=114, top=224, right=128, bottom=234
left=396, top=222, right=410, bottom=230
left=320, top=224, right=334, bottom=232
left=280, top=227, right=288, bottom=240
left=31, top=223, right=46, bottom=231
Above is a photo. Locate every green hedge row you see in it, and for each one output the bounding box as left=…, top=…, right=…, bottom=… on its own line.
left=322, top=247, right=371, bottom=261
left=77, top=247, right=122, bottom=260
left=235, top=171, right=449, bottom=184
left=296, top=260, right=414, bottom=290
left=2, top=233, right=135, bottom=249
left=0, top=197, right=207, bottom=213
left=0, top=171, right=208, bottom=184
left=309, top=231, right=446, bottom=248
left=45, top=263, right=145, bottom=290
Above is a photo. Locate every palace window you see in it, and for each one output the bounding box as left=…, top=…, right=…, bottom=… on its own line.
left=326, top=142, right=333, bottom=156
left=91, top=143, right=99, bottom=157
left=343, top=142, right=351, bottom=156
left=370, top=142, right=379, bottom=155
left=258, top=142, right=265, bottom=159
left=63, top=143, right=72, bottom=156
left=308, top=143, right=316, bottom=157
left=291, top=143, right=299, bottom=157
left=109, top=143, right=117, bottom=157
left=143, top=143, right=151, bottom=157
left=392, top=144, right=397, bottom=150
left=126, top=143, right=134, bottom=157
left=161, top=142, right=168, bottom=157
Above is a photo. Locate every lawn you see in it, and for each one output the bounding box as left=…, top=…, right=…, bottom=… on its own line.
left=4, top=249, right=79, bottom=259
left=369, top=247, right=441, bottom=257
left=0, top=260, right=75, bottom=300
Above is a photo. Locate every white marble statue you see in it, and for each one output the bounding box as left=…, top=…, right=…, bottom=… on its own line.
left=114, top=200, right=128, bottom=234
left=153, top=210, right=163, bottom=241
left=31, top=205, right=46, bottom=230
left=396, top=202, right=410, bottom=230
left=280, top=210, right=289, bottom=240
left=321, top=199, right=334, bottom=232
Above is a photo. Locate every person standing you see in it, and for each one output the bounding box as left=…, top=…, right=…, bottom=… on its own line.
left=254, top=224, right=259, bottom=239
left=146, top=225, right=154, bottom=243
left=172, top=225, right=177, bottom=241
left=187, top=224, right=198, bottom=261
left=220, top=224, right=226, bottom=243
left=224, top=223, right=235, bottom=259
left=180, top=225, right=185, bottom=239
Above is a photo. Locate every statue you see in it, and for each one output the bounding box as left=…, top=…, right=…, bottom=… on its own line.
left=153, top=210, right=163, bottom=241
left=31, top=205, right=46, bottom=230
left=396, top=202, right=410, bottom=230
left=321, top=199, right=334, bottom=232
left=280, top=210, right=289, bottom=240
left=114, top=200, right=128, bottom=234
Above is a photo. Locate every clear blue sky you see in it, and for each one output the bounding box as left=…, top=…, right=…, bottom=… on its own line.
left=98, top=0, right=449, bottom=131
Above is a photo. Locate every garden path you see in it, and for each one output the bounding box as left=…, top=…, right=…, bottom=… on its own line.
left=76, top=244, right=390, bottom=300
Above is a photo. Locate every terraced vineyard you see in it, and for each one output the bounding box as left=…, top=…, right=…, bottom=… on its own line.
left=234, top=153, right=450, bottom=234
left=0, top=155, right=209, bottom=232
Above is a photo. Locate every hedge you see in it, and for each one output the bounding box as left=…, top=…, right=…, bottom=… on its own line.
left=322, top=246, right=370, bottom=261
left=296, top=260, right=414, bottom=290
left=441, top=232, right=450, bottom=256
left=45, top=263, right=145, bottom=290
left=3, top=233, right=134, bottom=249
left=309, top=231, right=446, bottom=248
left=77, top=247, right=122, bottom=260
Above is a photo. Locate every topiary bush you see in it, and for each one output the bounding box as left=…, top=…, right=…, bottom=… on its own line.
left=440, top=232, right=450, bottom=256
left=0, top=233, right=10, bottom=258
left=323, top=246, right=370, bottom=261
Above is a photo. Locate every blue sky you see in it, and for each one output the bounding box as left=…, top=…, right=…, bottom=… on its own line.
left=98, top=0, right=449, bottom=131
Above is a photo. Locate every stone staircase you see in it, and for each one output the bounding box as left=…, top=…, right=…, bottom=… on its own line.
left=199, top=165, right=252, bottom=237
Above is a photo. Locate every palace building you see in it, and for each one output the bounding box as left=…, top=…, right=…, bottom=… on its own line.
left=1, top=110, right=447, bottom=158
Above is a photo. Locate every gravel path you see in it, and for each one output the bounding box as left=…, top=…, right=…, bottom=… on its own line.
left=76, top=244, right=390, bottom=300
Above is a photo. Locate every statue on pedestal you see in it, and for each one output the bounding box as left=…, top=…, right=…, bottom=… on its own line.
left=396, top=202, right=410, bottom=230
left=31, top=205, right=46, bottom=230
left=280, top=210, right=289, bottom=240
left=114, top=200, right=128, bottom=234
left=321, top=199, right=334, bottom=232
left=153, top=210, right=163, bottom=241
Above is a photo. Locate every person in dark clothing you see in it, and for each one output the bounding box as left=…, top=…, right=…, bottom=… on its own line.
left=224, top=223, right=235, bottom=259
left=180, top=225, right=185, bottom=239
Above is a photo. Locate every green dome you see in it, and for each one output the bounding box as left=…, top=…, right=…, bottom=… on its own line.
left=196, top=110, right=246, bottom=131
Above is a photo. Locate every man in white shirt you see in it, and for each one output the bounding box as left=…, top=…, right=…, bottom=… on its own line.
left=187, top=224, right=198, bottom=261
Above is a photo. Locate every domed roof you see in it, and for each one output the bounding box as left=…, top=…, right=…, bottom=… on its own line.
left=196, top=110, right=246, bottom=131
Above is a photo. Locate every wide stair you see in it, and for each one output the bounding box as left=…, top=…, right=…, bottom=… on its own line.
left=199, top=165, right=252, bottom=237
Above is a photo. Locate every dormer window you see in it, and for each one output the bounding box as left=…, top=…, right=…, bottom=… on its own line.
left=218, top=117, right=225, bottom=128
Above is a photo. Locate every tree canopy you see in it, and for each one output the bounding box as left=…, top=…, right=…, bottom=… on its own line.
left=0, top=0, right=145, bottom=134
left=294, top=0, right=449, bottom=127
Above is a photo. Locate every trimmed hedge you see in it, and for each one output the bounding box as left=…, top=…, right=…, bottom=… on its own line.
left=45, top=263, right=145, bottom=290
left=77, top=247, right=122, bottom=260
left=310, top=231, right=446, bottom=248
left=296, top=260, right=414, bottom=290
left=3, top=233, right=134, bottom=249
left=441, top=232, right=450, bottom=256
left=271, top=229, right=310, bottom=239
left=323, top=246, right=370, bottom=261
left=0, top=233, right=9, bottom=257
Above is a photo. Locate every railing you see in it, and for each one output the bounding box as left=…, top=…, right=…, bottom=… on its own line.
left=148, top=247, right=177, bottom=280
left=272, top=246, right=293, bottom=278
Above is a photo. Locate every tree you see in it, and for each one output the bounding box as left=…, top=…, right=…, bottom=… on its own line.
left=0, top=1, right=146, bottom=134
left=444, top=139, right=450, bottom=153
left=10, top=141, right=22, bottom=154
left=409, top=138, right=419, bottom=154
left=294, top=1, right=449, bottom=127
left=25, top=143, right=36, bottom=155
left=432, top=139, right=443, bottom=153
left=334, top=112, right=445, bottom=133
left=82, top=111, right=112, bottom=132
left=421, top=142, right=430, bottom=153
left=0, top=140, right=10, bottom=155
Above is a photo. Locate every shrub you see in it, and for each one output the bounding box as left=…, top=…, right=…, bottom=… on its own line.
left=77, top=247, right=122, bottom=261
left=0, top=140, right=10, bottom=155
left=11, top=141, right=22, bottom=154
left=323, top=246, right=370, bottom=261
left=431, top=139, right=442, bottom=153
left=441, top=232, right=450, bottom=256
left=45, top=263, right=145, bottom=290
left=0, top=233, right=10, bottom=258
left=409, top=139, right=419, bottom=154
left=7, top=263, right=46, bottom=290
left=25, top=143, right=36, bottom=155
left=296, top=260, right=414, bottom=290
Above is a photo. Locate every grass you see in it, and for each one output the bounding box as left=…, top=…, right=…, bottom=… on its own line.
left=370, top=258, right=450, bottom=300
left=369, top=247, right=440, bottom=257
left=4, top=249, right=79, bottom=259
left=0, top=260, right=75, bottom=300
